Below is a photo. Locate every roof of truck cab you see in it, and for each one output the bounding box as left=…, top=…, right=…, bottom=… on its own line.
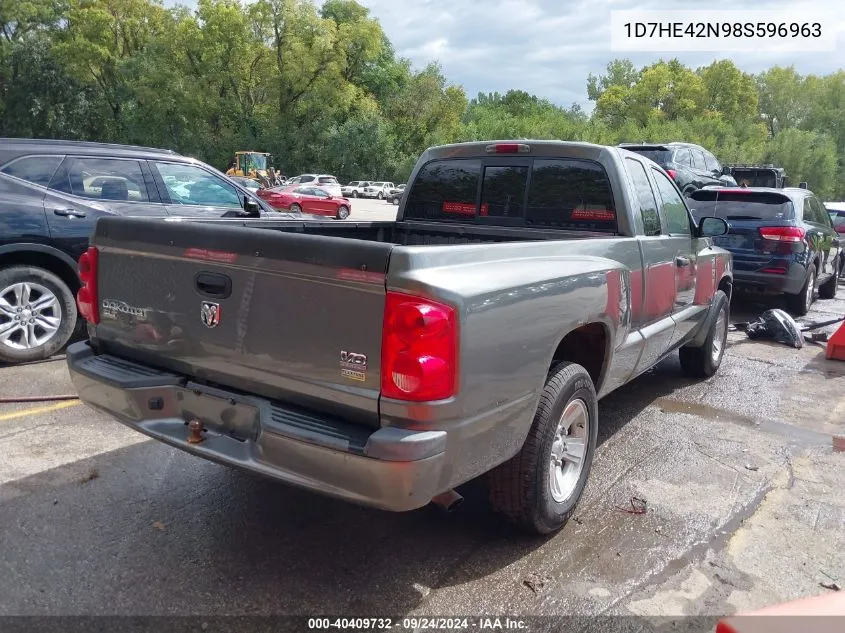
left=0, top=137, right=179, bottom=160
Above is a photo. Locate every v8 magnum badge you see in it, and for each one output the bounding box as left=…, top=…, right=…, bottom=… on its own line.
left=340, top=350, right=367, bottom=382
left=200, top=301, right=221, bottom=328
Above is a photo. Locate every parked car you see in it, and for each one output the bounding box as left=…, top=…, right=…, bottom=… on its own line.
left=361, top=181, right=394, bottom=199
left=619, top=142, right=737, bottom=196
left=257, top=185, right=351, bottom=219
left=0, top=137, right=299, bottom=364
left=689, top=187, right=841, bottom=315
left=228, top=175, right=262, bottom=193
left=286, top=174, right=341, bottom=197
left=385, top=184, right=406, bottom=205
left=66, top=139, right=732, bottom=535
left=341, top=181, right=371, bottom=198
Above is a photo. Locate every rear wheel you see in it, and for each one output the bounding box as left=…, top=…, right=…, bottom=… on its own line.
left=683, top=185, right=697, bottom=197
left=487, top=362, right=598, bottom=534
left=377, top=192, right=383, bottom=200
left=289, top=203, right=302, bottom=214
left=680, top=290, right=729, bottom=378
left=818, top=260, right=839, bottom=299
left=352, top=191, right=358, bottom=198
left=336, top=205, right=349, bottom=220
left=0, top=266, right=77, bottom=364
left=392, top=197, right=399, bottom=205
left=786, top=265, right=816, bottom=316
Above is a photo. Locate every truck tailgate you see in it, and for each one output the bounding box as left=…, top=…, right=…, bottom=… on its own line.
left=90, top=217, right=392, bottom=427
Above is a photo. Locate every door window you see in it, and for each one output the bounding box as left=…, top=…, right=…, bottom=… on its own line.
left=312, top=188, right=330, bottom=198
left=704, top=152, right=720, bottom=174
left=652, top=169, right=692, bottom=236
left=53, top=158, right=150, bottom=202
left=674, top=148, right=692, bottom=166
left=153, top=162, right=241, bottom=208
left=691, top=150, right=706, bottom=171
left=1, top=156, right=63, bottom=187
left=626, top=158, right=662, bottom=236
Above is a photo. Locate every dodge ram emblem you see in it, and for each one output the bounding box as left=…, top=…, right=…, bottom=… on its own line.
left=200, top=301, right=221, bottom=328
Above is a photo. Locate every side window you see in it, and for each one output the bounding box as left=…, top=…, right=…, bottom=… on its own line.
left=293, top=187, right=310, bottom=195
left=404, top=159, right=481, bottom=221
left=691, top=150, right=706, bottom=171
left=526, top=159, right=617, bottom=231
left=807, top=197, right=829, bottom=225
left=153, top=162, right=241, bottom=208
left=626, top=158, right=662, bottom=236
left=652, top=169, right=692, bottom=236
left=52, top=158, right=150, bottom=202
left=312, top=188, right=329, bottom=198
left=704, top=152, right=720, bottom=174
left=674, top=148, right=691, bottom=166
left=1, top=156, right=63, bottom=187
left=480, top=165, right=529, bottom=218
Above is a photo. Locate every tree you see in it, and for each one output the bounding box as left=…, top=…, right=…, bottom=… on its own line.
left=757, top=66, right=806, bottom=136
left=587, top=58, right=639, bottom=102
left=698, top=60, right=759, bottom=120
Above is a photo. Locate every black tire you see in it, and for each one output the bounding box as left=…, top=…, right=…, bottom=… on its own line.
left=0, top=266, right=77, bottom=364
left=786, top=265, right=816, bottom=316
left=487, top=362, right=598, bottom=535
left=683, top=186, right=697, bottom=198
left=336, top=205, right=349, bottom=220
left=289, top=203, right=302, bottom=214
left=377, top=192, right=383, bottom=200
left=679, top=290, right=729, bottom=378
left=352, top=191, right=358, bottom=198
left=392, top=197, right=399, bottom=205
left=818, top=260, right=839, bottom=299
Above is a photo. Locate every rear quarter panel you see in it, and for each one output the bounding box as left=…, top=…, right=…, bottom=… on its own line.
left=382, top=239, right=638, bottom=488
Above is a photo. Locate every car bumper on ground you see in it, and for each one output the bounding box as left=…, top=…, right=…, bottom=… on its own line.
left=66, top=341, right=447, bottom=512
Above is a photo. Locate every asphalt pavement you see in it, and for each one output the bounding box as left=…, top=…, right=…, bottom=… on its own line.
left=1, top=246, right=843, bottom=620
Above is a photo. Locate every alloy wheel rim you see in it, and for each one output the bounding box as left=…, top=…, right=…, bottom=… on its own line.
left=806, top=271, right=815, bottom=310
left=711, top=307, right=727, bottom=364
left=0, top=282, right=62, bottom=350
left=549, top=399, right=589, bottom=503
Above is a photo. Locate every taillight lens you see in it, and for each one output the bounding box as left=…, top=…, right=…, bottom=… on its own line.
left=381, top=292, right=458, bottom=402
left=77, top=246, right=99, bottom=324
left=759, top=226, right=805, bottom=242
left=666, top=169, right=677, bottom=180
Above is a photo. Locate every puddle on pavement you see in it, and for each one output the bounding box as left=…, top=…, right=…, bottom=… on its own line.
left=653, top=397, right=832, bottom=446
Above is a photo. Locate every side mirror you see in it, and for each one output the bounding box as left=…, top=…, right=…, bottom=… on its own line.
left=698, top=216, right=728, bottom=238
left=327, top=195, right=333, bottom=200
left=243, top=197, right=261, bottom=218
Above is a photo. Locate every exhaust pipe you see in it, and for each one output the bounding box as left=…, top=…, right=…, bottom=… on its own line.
left=430, top=489, right=463, bottom=512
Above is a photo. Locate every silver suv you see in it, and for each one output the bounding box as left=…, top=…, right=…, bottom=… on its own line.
left=287, top=174, right=341, bottom=197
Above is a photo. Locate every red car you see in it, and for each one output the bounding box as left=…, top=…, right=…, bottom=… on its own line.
left=258, top=185, right=351, bottom=219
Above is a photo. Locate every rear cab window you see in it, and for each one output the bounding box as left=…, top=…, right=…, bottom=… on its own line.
left=688, top=190, right=795, bottom=222
left=404, top=157, right=618, bottom=233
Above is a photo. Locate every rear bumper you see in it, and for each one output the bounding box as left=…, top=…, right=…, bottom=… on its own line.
left=733, top=268, right=806, bottom=295
left=66, top=341, right=447, bottom=512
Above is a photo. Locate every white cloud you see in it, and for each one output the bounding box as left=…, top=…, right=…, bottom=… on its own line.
left=359, top=0, right=845, bottom=107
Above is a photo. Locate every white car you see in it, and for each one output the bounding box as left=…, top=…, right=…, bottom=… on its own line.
left=362, top=182, right=395, bottom=199
left=341, top=181, right=371, bottom=198
left=286, top=174, right=342, bottom=197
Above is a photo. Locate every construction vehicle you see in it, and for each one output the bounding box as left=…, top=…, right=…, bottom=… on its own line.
left=725, top=164, right=789, bottom=189
left=225, top=151, right=283, bottom=188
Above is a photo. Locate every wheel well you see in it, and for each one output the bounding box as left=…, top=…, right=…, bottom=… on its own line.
left=718, top=276, right=733, bottom=302
left=0, top=251, right=80, bottom=294
left=550, top=323, right=608, bottom=389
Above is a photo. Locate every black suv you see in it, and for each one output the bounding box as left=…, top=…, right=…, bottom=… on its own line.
left=0, top=138, right=297, bottom=364
left=618, top=142, right=737, bottom=196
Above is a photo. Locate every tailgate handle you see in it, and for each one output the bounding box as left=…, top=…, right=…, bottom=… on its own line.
left=195, top=272, right=232, bottom=298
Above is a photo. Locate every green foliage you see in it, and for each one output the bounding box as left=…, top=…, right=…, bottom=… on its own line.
left=0, top=0, right=843, bottom=198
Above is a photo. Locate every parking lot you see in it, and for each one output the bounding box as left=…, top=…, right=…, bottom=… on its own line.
left=344, top=196, right=400, bottom=222
left=2, top=272, right=844, bottom=619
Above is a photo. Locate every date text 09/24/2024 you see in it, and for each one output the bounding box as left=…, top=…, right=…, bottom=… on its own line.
left=307, top=618, right=528, bottom=630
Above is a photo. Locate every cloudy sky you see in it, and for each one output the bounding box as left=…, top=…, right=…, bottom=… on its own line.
left=356, top=0, right=845, bottom=108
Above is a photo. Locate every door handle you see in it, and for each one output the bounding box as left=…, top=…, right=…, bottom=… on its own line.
left=195, top=272, right=232, bottom=298
left=675, top=256, right=691, bottom=267
left=53, top=208, right=86, bottom=218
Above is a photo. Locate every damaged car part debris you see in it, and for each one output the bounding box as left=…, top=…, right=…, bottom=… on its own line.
left=733, top=310, right=845, bottom=349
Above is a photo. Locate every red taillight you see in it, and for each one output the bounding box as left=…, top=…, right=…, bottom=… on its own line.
left=760, top=267, right=788, bottom=274
left=666, top=169, right=677, bottom=180
left=381, top=292, right=457, bottom=402
left=485, top=143, right=530, bottom=154
left=76, top=246, right=99, bottom=324
left=759, top=226, right=805, bottom=242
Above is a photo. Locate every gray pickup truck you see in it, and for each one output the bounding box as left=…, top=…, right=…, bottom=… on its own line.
left=66, top=140, right=733, bottom=534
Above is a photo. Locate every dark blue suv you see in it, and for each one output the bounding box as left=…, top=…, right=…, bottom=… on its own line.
left=689, top=187, right=841, bottom=316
